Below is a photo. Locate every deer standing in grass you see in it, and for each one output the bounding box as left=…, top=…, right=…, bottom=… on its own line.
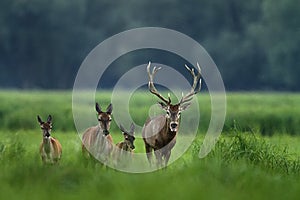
left=82, top=103, right=114, bottom=167
left=142, top=62, right=202, bottom=168
left=113, top=123, right=135, bottom=167
left=37, top=115, right=62, bottom=165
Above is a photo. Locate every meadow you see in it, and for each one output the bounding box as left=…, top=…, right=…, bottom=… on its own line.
left=0, top=90, right=300, bottom=200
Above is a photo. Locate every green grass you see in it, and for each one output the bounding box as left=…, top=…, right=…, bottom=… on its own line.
left=1, top=90, right=300, bottom=135
left=224, top=92, right=300, bottom=135
left=1, top=91, right=300, bottom=199
left=1, top=130, right=300, bottom=200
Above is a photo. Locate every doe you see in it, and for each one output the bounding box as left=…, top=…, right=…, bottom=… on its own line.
left=37, top=115, right=62, bottom=165
left=82, top=103, right=114, bottom=167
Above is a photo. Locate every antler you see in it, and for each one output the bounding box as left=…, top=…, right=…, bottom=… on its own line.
left=179, top=62, right=202, bottom=105
left=147, top=62, right=171, bottom=105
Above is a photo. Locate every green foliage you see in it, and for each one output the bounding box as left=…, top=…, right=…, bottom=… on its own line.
left=258, top=0, right=300, bottom=90
left=0, top=0, right=299, bottom=90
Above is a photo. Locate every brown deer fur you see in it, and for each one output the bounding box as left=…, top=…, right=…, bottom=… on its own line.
left=82, top=103, right=114, bottom=166
left=142, top=62, right=201, bottom=168
left=38, top=115, right=62, bottom=164
left=113, top=124, right=135, bottom=167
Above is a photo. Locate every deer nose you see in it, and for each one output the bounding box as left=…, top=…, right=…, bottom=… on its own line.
left=45, top=132, right=50, bottom=138
left=103, top=130, right=109, bottom=135
left=170, top=123, right=178, bottom=129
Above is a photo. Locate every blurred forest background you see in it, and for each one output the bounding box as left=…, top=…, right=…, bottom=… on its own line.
left=0, top=0, right=299, bottom=90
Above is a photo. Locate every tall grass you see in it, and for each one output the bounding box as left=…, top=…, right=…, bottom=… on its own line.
left=1, top=91, right=300, bottom=135
left=0, top=129, right=300, bottom=200
left=214, top=129, right=300, bottom=174
left=1, top=91, right=300, bottom=199
left=224, top=92, right=300, bottom=135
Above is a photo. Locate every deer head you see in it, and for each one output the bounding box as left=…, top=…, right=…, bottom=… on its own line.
left=37, top=115, right=53, bottom=138
left=147, top=62, right=202, bottom=132
left=96, top=102, right=113, bottom=136
left=119, top=123, right=135, bottom=150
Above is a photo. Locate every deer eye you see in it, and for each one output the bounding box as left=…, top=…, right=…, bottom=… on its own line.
left=166, top=111, right=170, bottom=116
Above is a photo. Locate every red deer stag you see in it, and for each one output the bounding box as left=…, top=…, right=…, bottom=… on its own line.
left=113, top=123, right=135, bottom=167
left=82, top=103, right=114, bottom=167
left=37, top=115, right=62, bottom=165
left=142, top=62, right=201, bottom=168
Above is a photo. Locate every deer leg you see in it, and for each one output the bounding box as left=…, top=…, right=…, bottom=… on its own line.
left=41, top=155, right=46, bottom=165
left=82, top=152, right=91, bottom=168
left=82, top=145, right=91, bottom=168
left=145, top=142, right=153, bottom=165
left=154, top=150, right=163, bottom=168
left=164, top=150, right=171, bottom=167
left=53, top=157, right=59, bottom=164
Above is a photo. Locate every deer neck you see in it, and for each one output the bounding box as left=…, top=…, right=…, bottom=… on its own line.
left=122, top=142, right=129, bottom=151
left=43, top=137, right=51, bottom=153
left=124, top=140, right=133, bottom=151
left=96, top=125, right=106, bottom=137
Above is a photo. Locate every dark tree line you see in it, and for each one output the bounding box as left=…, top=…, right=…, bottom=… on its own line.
left=0, top=0, right=299, bottom=90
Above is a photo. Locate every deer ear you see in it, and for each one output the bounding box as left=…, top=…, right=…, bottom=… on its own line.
left=37, top=115, right=43, bottom=124
left=180, top=103, right=191, bottom=111
left=106, top=103, right=113, bottom=114
left=47, top=115, right=52, bottom=124
left=119, top=124, right=126, bottom=133
left=95, top=102, right=102, bottom=113
left=158, top=102, right=168, bottom=110
left=130, top=123, right=135, bottom=134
